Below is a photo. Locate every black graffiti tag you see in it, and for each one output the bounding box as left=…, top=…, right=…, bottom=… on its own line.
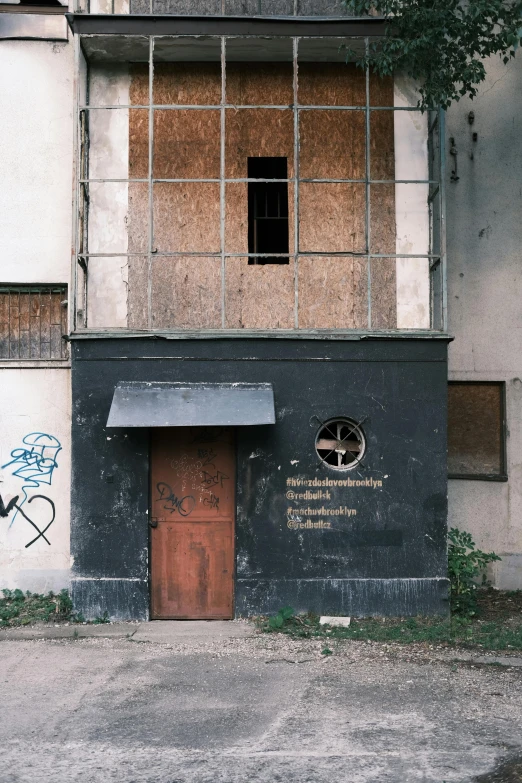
left=0, top=493, right=55, bottom=548
left=203, top=493, right=220, bottom=510
left=201, top=470, right=229, bottom=490
left=197, top=448, right=218, bottom=468
left=156, top=483, right=196, bottom=517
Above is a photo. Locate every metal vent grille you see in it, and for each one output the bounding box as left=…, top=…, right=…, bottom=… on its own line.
left=0, top=286, right=68, bottom=360
left=315, top=418, right=365, bottom=471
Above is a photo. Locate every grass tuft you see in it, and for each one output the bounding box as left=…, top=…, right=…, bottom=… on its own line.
left=0, top=589, right=75, bottom=627
left=258, top=592, right=522, bottom=652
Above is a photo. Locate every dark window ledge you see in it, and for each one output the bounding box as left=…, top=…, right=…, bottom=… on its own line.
left=65, top=13, right=387, bottom=37
left=68, top=329, right=453, bottom=342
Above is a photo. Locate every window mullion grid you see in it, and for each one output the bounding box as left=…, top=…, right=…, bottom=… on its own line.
left=365, top=37, right=372, bottom=330
left=293, top=36, right=299, bottom=329
left=73, top=34, right=81, bottom=331
left=148, top=36, right=154, bottom=330
left=221, top=36, right=226, bottom=329
left=439, top=108, right=448, bottom=332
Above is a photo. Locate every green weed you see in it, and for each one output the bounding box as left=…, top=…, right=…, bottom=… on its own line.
left=448, top=528, right=501, bottom=616
left=0, top=589, right=76, bottom=627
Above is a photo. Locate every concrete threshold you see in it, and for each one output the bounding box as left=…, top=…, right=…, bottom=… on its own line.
left=132, top=620, right=255, bottom=643
left=0, top=619, right=255, bottom=643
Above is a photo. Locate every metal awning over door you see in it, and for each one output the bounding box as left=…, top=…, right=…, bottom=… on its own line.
left=106, top=382, right=275, bottom=427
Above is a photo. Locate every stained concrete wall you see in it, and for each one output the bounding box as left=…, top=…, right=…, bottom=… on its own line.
left=394, top=75, right=430, bottom=329
left=446, top=54, right=522, bottom=589
left=0, top=39, right=73, bottom=592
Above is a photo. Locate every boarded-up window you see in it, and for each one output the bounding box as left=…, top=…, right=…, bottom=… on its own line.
left=0, top=286, right=68, bottom=360
left=448, top=382, right=506, bottom=480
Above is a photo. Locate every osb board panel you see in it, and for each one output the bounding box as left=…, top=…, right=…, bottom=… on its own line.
left=448, top=384, right=503, bottom=475
left=226, top=63, right=293, bottom=106
left=370, top=258, right=397, bottom=329
left=127, top=182, right=150, bottom=254
left=226, top=0, right=293, bottom=13
left=151, top=257, right=221, bottom=328
left=299, top=183, right=366, bottom=253
left=128, top=108, right=149, bottom=179
left=225, top=109, right=294, bottom=179
left=370, top=184, right=395, bottom=255
left=129, top=64, right=149, bottom=106
left=153, top=110, right=220, bottom=178
left=225, top=182, right=294, bottom=254
left=299, top=109, right=366, bottom=179
left=127, top=256, right=149, bottom=329
left=153, top=63, right=221, bottom=106
left=298, top=63, right=366, bottom=107
left=370, top=111, right=395, bottom=180
left=370, top=74, right=394, bottom=107
left=225, top=258, right=294, bottom=328
left=153, top=0, right=221, bottom=13
left=297, top=0, right=351, bottom=13
left=153, top=182, right=220, bottom=253
left=297, top=257, right=368, bottom=329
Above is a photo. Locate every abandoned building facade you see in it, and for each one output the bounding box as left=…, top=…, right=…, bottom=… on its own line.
left=0, top=0, right=518, bottom=620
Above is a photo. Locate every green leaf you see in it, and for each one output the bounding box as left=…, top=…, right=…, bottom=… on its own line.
left=268, top=614, right=284, bottom=629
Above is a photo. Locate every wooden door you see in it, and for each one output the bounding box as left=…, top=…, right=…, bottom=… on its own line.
left=150, top=427, right=235, bottom=619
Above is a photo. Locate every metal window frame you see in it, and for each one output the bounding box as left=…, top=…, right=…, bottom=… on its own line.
left=447, top=380, right=508, bottom=482
left=72, top=31, right=447, bottom=336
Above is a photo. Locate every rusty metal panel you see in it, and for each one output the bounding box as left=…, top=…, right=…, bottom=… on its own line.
left=150, top=427, right=235, bottom=619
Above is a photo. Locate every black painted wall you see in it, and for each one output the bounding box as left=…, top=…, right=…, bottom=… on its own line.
left=70, top=337, right=450, bottom=620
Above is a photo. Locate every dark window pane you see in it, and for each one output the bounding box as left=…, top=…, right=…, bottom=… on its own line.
left=448, top=383, right=504, bottom=477
left=247, top=157, right=289, bottom=265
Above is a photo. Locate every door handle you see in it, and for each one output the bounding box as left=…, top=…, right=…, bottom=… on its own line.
left=149, top=518, right=158, bottom=528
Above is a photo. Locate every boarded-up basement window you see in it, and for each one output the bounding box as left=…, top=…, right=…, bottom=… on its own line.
left=448, top=382, right=506, bottom=480
left=0, top=286, right=68, bottom=360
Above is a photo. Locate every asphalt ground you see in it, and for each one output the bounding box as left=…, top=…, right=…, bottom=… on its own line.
left=0, top=627, right=521, bottom=783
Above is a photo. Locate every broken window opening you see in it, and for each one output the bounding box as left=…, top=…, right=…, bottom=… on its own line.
left=315, top=418, right=365, bottom=471
left=248, top=157, right=289, bottom=265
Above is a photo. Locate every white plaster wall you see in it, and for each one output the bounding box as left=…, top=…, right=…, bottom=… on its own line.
left=446, top=54, right=522, bottom=588
left=394, top=75, right=430, bottom=329
left=0, top=41, right=73, bottom=283
left=0, top=40, right=73, bottom=593
left=0, top=370, right=71, bottom=593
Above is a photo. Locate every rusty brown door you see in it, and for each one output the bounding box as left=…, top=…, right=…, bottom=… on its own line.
left=150, top=427, right=235, bottom=619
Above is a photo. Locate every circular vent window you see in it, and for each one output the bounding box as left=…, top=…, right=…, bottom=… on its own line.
left=315, top=418, right=365, bottom=471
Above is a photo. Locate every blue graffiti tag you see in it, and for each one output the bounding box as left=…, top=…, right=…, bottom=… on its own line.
left=2, top=433, right=61, bottom=543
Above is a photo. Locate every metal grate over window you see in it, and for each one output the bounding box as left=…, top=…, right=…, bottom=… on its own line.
left=315, top=418, right=365, bottom=470
left=0, top=286, right=68, bottom=360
